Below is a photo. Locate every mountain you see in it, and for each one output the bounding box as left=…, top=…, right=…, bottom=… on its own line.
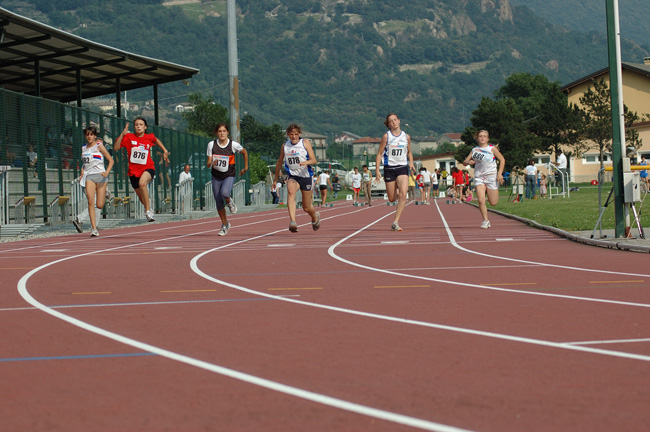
left=3, top=0, right=649, bottom=138
left=509, top=0, right=650, bottom=49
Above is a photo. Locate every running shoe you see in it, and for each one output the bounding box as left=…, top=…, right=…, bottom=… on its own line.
left=90, top=229, right=99, bottom=237
left=480, top=220, right=491, bottom=229
left=146, top=209, right=155, bottom=222
left=106, top=189, right=112, bottom=200
left=227, top=200, right=238, bottom=214
left=312, top=212, right=321, bottom=231
left=391, top=222, right=402, bottom=231
left=72, top=217, right=83, bottom=233
left=218, top=222, right=231, bottom=236
left=289, top=221, right=298, bottom=233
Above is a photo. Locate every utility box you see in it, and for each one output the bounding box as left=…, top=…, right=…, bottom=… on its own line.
left=623, top=171, right=641, bottom=203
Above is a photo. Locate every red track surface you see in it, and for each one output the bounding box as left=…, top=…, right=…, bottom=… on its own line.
left=2, top=199, right=650, bottom=431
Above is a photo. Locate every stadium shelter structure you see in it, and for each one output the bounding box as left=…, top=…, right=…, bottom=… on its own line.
left=0, top=8, right=257, bottom=227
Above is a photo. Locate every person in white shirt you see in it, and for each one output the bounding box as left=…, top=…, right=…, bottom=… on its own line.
left=431, top=169, right=439, bottom=199
left=179, top=164, right=192, bottom=184
left=524, top=159, right=537, bottom=199
left=318, top=169, right=333, bottom=206
left=422, top=167, right=432, bottom=202
left=555, top=149, right=568, bottom=192
left=350, top=167, right=362, bottom=204
left=75, top=125, right=114, bottom=237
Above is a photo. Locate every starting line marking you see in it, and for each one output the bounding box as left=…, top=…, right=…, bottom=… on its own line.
left=268, top=287, right=323, bottom=291
left=381, top=241, right=409, bottom=244
left=161, top=289, right=218, bottom=293
left=589, top=280, right=645, bottom=284
left=268, top=244, right=296, bottom=247
left=495, top=238, right=514, bottom=242
left=72, top=292, right=111, bottom=295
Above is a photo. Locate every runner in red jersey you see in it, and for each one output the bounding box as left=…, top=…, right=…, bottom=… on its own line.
left=114, top=117, right=170, bottom=222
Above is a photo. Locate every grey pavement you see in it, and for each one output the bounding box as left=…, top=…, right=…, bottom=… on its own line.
left=2, top=203, right=649, bottom=254
left=0, top=204, right=279, bottom=243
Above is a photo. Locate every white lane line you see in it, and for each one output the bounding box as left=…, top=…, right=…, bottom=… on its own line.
left=19, top=209, right=472, bottom=432
left=565, top=337, right=650, bottom=346
left=327, top=213, right=650, bottom=309
left=433, top=199, right=650, bottom=279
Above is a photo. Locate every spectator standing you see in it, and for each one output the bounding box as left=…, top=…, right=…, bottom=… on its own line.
left=539, top=174, right=548, bottom=198
left=408, top=172, right=416, bottom=200
left=361, top=165, right=373, bottom=206
left=431, top=169, right=439, bottom=200
left=555, top=149, right=568, bottom=192
left=318, top=169, right=333, bottom=206
left=639, top=155, right=648, bottom=192
left=524, top=159, right=537, bottom=199
left=350, top=167, right=362, bottom=204
left=331, top=173, right=340, bottom=198
left=179, top=164, right=192, bottom=184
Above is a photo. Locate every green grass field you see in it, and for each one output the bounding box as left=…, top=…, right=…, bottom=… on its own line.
left=277, top=183, right=649, bottom=233
left=491, top=183, right=649, bottom=231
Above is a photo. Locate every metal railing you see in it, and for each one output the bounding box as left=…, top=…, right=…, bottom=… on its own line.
left=176, top=178, right=193, bottom=216
left=0, top=166, right=9, bottom=225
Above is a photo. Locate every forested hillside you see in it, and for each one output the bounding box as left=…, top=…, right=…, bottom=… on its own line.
left=509, top=0, right=650, bottom=49
left=3, top=0, right=649, bottom=137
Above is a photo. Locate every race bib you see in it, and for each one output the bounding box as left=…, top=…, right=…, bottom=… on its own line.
left=130, top=146, right=148, bottom=165
left=82, top=152, right=92, bottom=166
left=212, top=155, right=230, bottom=172
left=286, top=155, right=302, bottom=170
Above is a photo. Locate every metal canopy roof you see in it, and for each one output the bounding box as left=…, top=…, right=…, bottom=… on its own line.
left=0, top=7, right=199, bottom=103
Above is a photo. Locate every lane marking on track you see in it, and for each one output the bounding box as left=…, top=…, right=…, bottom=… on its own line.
left=0, top=352, right=157, bottom=363
left=161, top=289, right=218, bottom=293
left=0, top=209, right=289, bottom=255
left=0, top=297, right=288, bottom=312
left=433, top=199, right=650, bottom=280
left=328, top=212, right=650, bottom=310
left=72, top=292, right=111, bottom=295
left=566, top=337, right=650, bottom=346
left=495, top=238, right=514, bottom=241
left=41, top=249, right=68, bottom=252
left=589, top=280, right=645, bottom=284
left=482, top=283, right=537, bottom=286
left=268, top=244, right=296, bottom=247
left=381, top=241, right=409, bottom=244
left=189, top=218, right=650, bottom=367
left=19, top=208, right=473, bottom=432
left=268, top=287, right=323, bottom=291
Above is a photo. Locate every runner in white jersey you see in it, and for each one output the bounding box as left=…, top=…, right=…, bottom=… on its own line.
left=75, top=124, right=114, bottom=237
left=375, top=113, right=415, bottom=231
left=274, top=123, right=321, bottom=233
left=463, top=129, right=505, bottom=229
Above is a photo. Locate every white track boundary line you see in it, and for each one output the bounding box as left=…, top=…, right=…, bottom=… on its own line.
left=17, top=208, right=475, bottom=432
left=327, top=210, right=650, bottom=309
left=434, top=200, right=650, bottom=278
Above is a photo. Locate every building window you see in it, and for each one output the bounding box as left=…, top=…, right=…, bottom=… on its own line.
left=583, top=154, right=611, bottom=164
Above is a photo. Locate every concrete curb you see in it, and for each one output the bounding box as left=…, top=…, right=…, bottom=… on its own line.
left=486, top=206, right=650, bottom=254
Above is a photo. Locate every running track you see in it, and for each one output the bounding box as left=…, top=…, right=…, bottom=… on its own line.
left=2, top=199, right=649, bottom=432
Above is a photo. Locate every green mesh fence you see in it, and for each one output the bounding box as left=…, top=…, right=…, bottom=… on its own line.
left=0, top=87, right=249, bottom=223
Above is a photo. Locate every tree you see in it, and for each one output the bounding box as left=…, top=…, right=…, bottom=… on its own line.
left=460, top=97, right=538, bottom=170
left=181, top=93, right=229, bottom=137
left=577, top=79, right=645, bottom=170
left=240, top=114, right=285, bottom=162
